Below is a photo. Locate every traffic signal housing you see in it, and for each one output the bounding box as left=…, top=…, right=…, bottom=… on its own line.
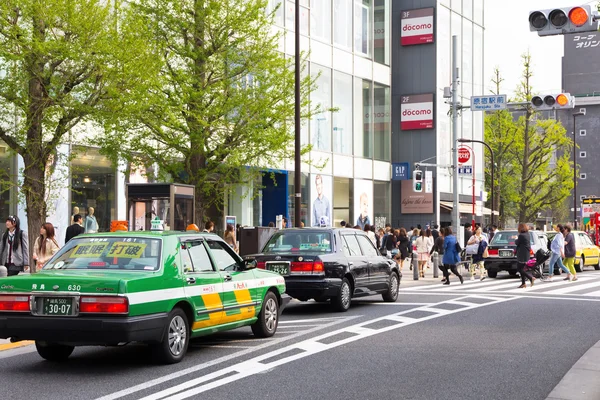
left=530, top=93, right=574, bottom=111
left=413, top=170, right=423, bottom=193
left=529, top=5, right=599, bottom=36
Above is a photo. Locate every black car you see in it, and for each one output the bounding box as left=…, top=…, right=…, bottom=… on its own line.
left=248, top=228, right=401, bottom=312
left=485, top=230, right=552, bottom=278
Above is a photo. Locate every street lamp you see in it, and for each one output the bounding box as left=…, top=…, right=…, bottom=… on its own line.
left=458, top=138, right=496, bottom=227
left=573, top=111, right=585, bottom=230
left=294, top=0, right=301, bottom=227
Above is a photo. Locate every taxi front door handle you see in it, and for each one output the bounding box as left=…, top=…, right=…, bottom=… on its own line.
left=186, top=277, right=196, bottom=285
left=223, top=274, right=233, bottom=282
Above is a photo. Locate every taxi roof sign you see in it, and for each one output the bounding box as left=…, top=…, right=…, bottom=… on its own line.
left=150, top=217, right=164, bottom=231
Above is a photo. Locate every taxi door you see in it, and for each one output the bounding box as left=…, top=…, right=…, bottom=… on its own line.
left=180, top=239, right=225, bottom=330
left=205, top=240, right=257, bottom=325
left=579, top=232, right=599, bottom=266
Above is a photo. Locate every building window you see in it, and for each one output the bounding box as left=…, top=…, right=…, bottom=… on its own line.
left=580, top=129, right=586, bottom=136
left=580, top=173, right=587, bottom=180
left=286, top=0, right=309, bottom=35
left=373, top=83, right=390, bottom=161
left=373, top=0, right=389, bottom=65
left=354, top=0, right=371, bottom=56
left=580, top=151, right=587, bottom=158
left=334, top=0, right=352, bottom=48
left=310, top=0, right=331, bottom=42
left=359, top=79, right=373, bottom=158
left=267, top=0, right=285, bottom=26
left=333, top=71, right=353, bottom=154
left=333, top=177, right=351, bottom=226
left=311, top=65, right=332, bottom=152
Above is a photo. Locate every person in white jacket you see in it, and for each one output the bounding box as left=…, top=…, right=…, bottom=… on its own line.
left=415, top=230, right=430, bottom=278
left=425, top=228, right=434, bottom=270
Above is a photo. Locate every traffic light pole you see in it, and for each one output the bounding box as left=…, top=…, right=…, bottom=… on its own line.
left=452, top=35, right=460, bottom=237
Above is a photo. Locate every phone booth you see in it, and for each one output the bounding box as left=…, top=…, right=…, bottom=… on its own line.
left=126, top=183, right=195, bottom=231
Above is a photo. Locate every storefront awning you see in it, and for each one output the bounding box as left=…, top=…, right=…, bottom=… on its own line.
left=440, top=201, right=499, bottom=216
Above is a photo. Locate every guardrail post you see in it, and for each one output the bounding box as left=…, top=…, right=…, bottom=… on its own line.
left=433, top=252, right=439, bottom=278
left=412, top=254, right=419, bottom=280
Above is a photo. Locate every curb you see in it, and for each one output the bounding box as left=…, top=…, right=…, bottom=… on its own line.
left=547, top=339, right=600, bottom=400
left=0, top=340, right=34, bottom=352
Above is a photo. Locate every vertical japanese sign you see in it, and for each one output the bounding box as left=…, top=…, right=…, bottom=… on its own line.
left=425, top=171, right=433, bottom=193
left=400, top=94, right=434, bottom=130
left=401, top=8, right=434, bottom=46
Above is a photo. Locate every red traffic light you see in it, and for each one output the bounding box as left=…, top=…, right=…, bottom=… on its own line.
left=529, top=5, right=598, bottom=36
left=531, top=93, right=574, bottom=110
left=569, top=7, right=588, bottom=27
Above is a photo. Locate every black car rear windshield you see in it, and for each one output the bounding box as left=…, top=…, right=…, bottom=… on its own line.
left=263, top=231, right=332, bottom=253
left=490, top=231, right=535, bottom=246
left=43, top=237, right=162, bottom=271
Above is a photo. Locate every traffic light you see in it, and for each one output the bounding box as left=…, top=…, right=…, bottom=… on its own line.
left=529, top=5, right=599, bottom=36
left=413, top=170, right=423, bottom=193
left=530, top=93, right=575, bottom=111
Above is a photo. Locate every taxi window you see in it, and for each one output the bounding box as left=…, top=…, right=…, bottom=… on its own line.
left=263, top=231, right=332, bottom=253
left=206, top=241, right=240, bottom=271
left=341, top=235, right=361, bottom=257
left=43, top=237, right=162, bottom=271
left=184, top=241, right=214, bottom=272
left=356, top=235, right=378, bottom=257
left=490, top=231, right=535, bottom=245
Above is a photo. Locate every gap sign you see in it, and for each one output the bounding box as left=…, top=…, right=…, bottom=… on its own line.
left=401, top=8, right=434, bottom=46
left=401, top=94, right=434, bottom=130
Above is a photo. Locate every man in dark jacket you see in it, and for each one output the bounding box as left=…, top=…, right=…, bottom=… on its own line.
left=432, top=225, right=440, bottom=241
left=464, top=223, right=473, bottom=246
left=65, top=214, right=85, bottom=243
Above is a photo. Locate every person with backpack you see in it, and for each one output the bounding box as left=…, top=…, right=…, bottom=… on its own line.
left=467, top=227, right=488, bottom=281
left=32, top=223, right=61, bottom=272
left=441, top=227, right=463, bottom=285
left=0, top=215, right=29, bottom=276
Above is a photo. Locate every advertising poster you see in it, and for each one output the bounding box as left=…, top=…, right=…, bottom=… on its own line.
left=401, top=180, right=434, bottom=214
left=400, top=8, right=434, bottom=46
left=310, top=174, right=333, bottom=227
left=354, top=179, right=373, bottom=230
left=400, top=93, right=434, bottom=130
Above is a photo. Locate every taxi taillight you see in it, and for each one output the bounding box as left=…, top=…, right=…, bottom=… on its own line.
left=256, top=261, right=266, bottom=269
left=0, top=295, right=30, bottom=312
left=80, top=296, right=128, bottom=314
left=487, top=249, right=499, bottom=256
left=291, top=259, right=324, bottom=274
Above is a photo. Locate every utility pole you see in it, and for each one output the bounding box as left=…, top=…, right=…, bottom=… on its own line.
left=451, top=35, right=460, bottom=236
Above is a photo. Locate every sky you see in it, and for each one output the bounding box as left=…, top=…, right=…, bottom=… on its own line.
left=483, top=0, right=599, bottom=99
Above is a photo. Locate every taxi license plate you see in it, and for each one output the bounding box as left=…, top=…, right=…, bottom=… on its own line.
left=267, top=263, right=289, bottom=275
left=499, top=250, right=513, bottom=258
left=42, top=297, right=74, bottom=316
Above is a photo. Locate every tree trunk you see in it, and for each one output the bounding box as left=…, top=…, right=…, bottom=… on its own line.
left=518, top=114, right=531, bottom=223
left=22, top=154, right=47, bottom=273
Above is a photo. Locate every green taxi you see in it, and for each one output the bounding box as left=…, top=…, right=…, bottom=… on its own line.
left=0, top=231, right=289, bottom=364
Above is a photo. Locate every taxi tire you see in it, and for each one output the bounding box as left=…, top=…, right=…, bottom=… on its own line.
left=35, top=341, right=74, bottom=362
left=487, top=270, right=498, bottom=278
left=576, top=257, right=584, bottom=273
left=382, top=272, right=399, bottom=302
left=251, top=291, right=279, bottom=338
left=152, top=308, right=189, bottom=364
left=332, top=277, right=352, bottom=312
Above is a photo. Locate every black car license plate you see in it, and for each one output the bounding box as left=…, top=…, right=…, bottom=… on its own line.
left=267, top=263, right=289, bottom=275
left=499, top=250, right=513, bottom=258
left=42, top=297, right=73, bottom=316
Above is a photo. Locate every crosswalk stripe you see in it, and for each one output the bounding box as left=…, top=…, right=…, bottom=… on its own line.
left=583, top=289, right=600, bottom=297
left=503, top=276, right=593, bottom=293
left=542, top=280, right=600, bottom=295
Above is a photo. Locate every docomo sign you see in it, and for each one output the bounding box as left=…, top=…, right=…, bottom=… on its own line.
left=401, top=8, right=434, bottom=46
left=401, top=94, right=434, bottom=130
left=458, top=147, right=471, bottom=164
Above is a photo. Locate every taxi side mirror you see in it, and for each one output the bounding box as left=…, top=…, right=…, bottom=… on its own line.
left=243, top=259, right=257, bottom=270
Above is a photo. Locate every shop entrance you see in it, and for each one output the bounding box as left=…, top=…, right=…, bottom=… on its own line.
left=126, top=183, right=194, bottom=231
left=261, top=172, right=288, bottom=226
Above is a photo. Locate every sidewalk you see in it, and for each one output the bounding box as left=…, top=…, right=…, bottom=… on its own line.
left=547, top=339, right=600, bottom=400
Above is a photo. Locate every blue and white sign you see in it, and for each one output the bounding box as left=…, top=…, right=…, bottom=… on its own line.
left=392, top=163, right=411, bottom=180
left=458, top=165, right=473, bottom=175
left=471, top=95, right=507, bottom=111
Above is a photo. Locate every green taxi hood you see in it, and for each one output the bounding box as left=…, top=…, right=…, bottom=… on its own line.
left=0, top=270, right=153, bottom=294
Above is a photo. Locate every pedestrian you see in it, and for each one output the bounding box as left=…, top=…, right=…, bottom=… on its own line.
left=563, top=225, right=578, bottom=282
left=397, top=228, right=411, bottom=271
left=32, top=222, right=60, bottom=272
left=65, top=214, right=85, bottom=243
left=364, top=224, right=377, bottom=247
left=0, top=215, right=29, bottom=276
left=425, top=228, right=434, bottom=270
left=515, top=223, right=534, bottom=288
left=432, top=224, right=440, bottom=241
left=546, top=224, right=570, bottom=282
left=203, top=221, right=215, bottom=233
left=464, top=222, right=473, bottom=247
left=467, top=227, right=487, bottom=281
left=441, top=227, right=464, bottom=285
left=224, top=224, right=238, bottom=252
left=431, top=228, right=445, bottom=282
left=410, top=228, right=419, bottom=248
left=415, top=230, right=429, bottom=278
left=488, top=224, right=498, bottom=243
left=340, top=220, right=347, bottom=228
left=384, top=227, right=398, bottom=260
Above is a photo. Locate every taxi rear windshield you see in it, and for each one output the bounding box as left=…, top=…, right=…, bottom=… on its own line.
left=43, top=237, right=162, bottom=271
left=490, top=231, right=535, bottom=246
left=263, top=231, right=332, bottom=253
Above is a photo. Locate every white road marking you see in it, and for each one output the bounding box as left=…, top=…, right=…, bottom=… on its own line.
left=276, top=325, right=317, bottom=329
left=278, top=317, right=347, bottom=324
left=136, top=295, right=517, bottom=400
left=542, top=280, right=600, bottom=295
left=192, top=345, right=251, bottom=349
left=503, top=277, right=592, bottom=293
left=94, top=316, right=360, bottom=400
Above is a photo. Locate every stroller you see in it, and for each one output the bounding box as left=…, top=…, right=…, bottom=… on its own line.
left=525, top=248, right=551, bottom=279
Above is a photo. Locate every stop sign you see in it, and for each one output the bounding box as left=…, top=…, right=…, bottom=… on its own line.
left=458, top=147, right=470, bottom=164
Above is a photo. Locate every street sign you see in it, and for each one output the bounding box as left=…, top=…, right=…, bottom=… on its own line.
left=458, top=147, right=471, bottom=164
left=471, top=95, right=507, bottom=111
left=392, top=163, right=410, bottom=180
left=458, top=165, right=473, bottom=175
left=425, top=170, right=433, bottom=193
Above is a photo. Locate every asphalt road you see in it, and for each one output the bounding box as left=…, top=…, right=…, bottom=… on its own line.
left=2, top=274, right=600, bottom=400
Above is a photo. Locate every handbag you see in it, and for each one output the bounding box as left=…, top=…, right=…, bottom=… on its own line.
left=465, top=242, right=480, bottom=255
left=455, top=242, right=462, bottom=254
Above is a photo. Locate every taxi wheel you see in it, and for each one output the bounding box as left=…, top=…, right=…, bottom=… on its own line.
left=332, top=277, right=352, bottom=312
left=575, top=257, right=584, bottom=273
left=35, top=341, right=74, bottom=362
left=382, top=272, right=399, bottom=302
left=252, top=291, right=279, bottom=338
left=152, top=308, right=189, bottom=364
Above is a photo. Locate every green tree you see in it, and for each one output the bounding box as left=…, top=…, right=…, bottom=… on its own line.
left=101, top=0, right=315, bottom=224
left=0, top=0, right=152, bottom=260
